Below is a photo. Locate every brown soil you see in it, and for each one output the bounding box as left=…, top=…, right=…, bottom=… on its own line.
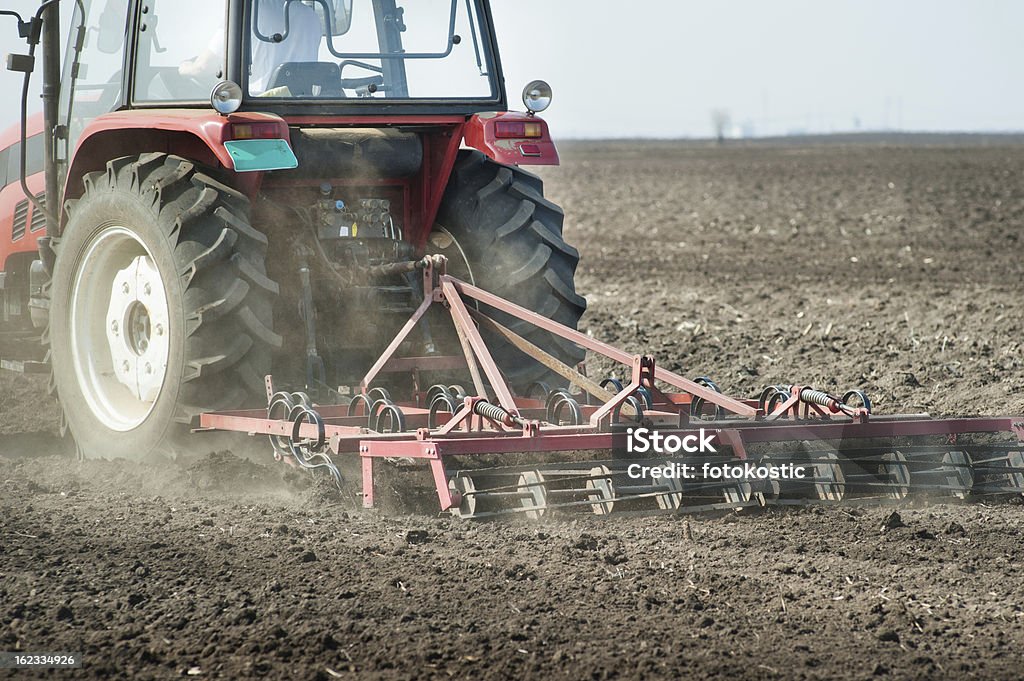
left=3, top=139, right=1024, bottom=680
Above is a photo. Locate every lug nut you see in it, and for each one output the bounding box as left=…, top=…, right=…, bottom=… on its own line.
left=122, top=360, right=130, bottom=374
left=122, top=282, right=130, bottom=294
left=154, top=324, right=164, bottom=336
left=144, top=283, right=152, bottom=296
left=145, top=363, right=152, bottom=375
left=110, top=320, right=119, bottom=335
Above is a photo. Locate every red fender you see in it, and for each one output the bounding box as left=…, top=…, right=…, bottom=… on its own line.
left=463, top=111, right=559, bottom=166
left=64, top=110, right=291, bottom=205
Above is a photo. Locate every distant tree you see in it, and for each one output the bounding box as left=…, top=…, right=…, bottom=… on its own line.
left=711, top=109, right=731, bottom=145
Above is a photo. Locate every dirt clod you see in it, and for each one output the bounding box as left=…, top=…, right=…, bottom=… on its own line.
left=880, top=511, right=906, bottom=532
left=404, top=529, right=429, bottom=544
left=945, top=521, right=967, bottom=536
left=878, top=630, right=901, bottom=643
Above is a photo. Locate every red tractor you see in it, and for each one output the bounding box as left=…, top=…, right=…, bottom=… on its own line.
left=0, top=0, right=585, bottom=460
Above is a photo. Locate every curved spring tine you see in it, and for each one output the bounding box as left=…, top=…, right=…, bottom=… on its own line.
left=842, top=389, right=873, bottom=414
left=525, top=381, right=552, bottom=400
left=425, top=384, right=454, bottom=407
left=612, top=395, right=645, bottom=424
left=428, top=394, right=458, bottom=428
left=289, top=404, right=326, bottom=453
left=694, top=376, right=721, bottom=393
left=758, top=385, right=790, bottom=413
left=600, top=377, right=624, bottom=393
left=366, top=387, right=392, bottom=404
left=546, top=392, right=583, bottom=426
left=636, top=386, right=654, bottom=410
left=691, top=376, right=723, bottom=421
left=374, top=403, right=407, bottom=433
left=545, top=389, right=574, bottom=420
left=448, top=384, right=468, bottom=401
left=290, top=391, right=313, bottom=409
left=267, top=392, right=297, bottom=460
left=368, top=397, right=395, bottom=429
left=269, top=391, right=296, bottom=410
left=765, top=389, right=792, bottom=414
left=346, top=393, right=372, bottom=417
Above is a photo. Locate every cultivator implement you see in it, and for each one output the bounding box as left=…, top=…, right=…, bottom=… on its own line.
left=198, top=257, right=1024, bottom=519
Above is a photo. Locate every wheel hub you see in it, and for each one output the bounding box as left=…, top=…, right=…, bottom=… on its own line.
left=105, top=255, right=170, bottom=403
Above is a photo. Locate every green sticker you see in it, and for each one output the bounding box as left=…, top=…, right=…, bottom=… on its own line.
left=223, top=139, right=299, bottom=172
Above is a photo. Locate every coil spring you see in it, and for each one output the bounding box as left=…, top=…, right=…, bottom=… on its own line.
left=473, top=400, right=524, bottom=427
left=800, top=388, right=840, bottom=409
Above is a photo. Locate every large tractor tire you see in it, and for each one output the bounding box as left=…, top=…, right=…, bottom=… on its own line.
left=48, top=153, right=279, bottom=460
left=434, top=150, right=587, bottom=393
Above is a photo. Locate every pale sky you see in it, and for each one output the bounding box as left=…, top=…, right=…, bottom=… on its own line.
left=2, top=0, right=1022, bottom=138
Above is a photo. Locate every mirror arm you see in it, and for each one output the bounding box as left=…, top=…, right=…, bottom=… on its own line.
left=13, top=0, right=62, bottom=231
left=0, top=10, right=36, bottom=41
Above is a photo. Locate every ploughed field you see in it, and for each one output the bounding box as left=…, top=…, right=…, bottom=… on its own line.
left=3, top=137, right=1024, bottom=680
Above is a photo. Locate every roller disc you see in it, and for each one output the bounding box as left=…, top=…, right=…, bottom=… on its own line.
left=942, top=450, right=974, bottom=499
left=814, top=451, right=847, bottom=501
left=880, top=451, right=911, bottom=500
left=1004, top=450, right=1024, bottom=494
left=448, top=474, right=479, bottom=519
left=654, top=474, right=684, bottom=511
left=586, top=466, right=616, bottom=515
left=517, top=470, right=548, bottom=520
left=722, top=479, right=753, bottom=507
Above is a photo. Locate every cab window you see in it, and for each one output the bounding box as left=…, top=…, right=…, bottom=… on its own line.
left=134, top=0, right=227, bottom=102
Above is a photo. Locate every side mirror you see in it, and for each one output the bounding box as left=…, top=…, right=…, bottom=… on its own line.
left=310, top=0, right=353, bottom=37
left=96, top=0, right=128, bottom=55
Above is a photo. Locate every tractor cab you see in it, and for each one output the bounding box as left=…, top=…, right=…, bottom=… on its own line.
left=74, top=0, right=500, bottom=111
left=59, top=0, right=551, bottom=186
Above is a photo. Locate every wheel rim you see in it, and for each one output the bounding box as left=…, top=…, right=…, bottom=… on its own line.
left=69, top=226, right=171, bottom=431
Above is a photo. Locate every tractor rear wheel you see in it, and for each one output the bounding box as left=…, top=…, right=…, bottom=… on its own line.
left=48, top=154, right=279, bottom=459
left=433, top=150, right=587, bottom=393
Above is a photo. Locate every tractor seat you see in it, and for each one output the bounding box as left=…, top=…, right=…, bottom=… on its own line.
left=266, top=62, right=343, bottom=98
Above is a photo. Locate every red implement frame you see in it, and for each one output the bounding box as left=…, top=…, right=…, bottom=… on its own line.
left=198, top=258, right=1024, bottom=513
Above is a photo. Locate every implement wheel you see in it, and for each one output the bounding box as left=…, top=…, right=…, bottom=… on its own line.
left=433, top=150, right=587, bottom=392
left=48, top=154, right=279, bottom=459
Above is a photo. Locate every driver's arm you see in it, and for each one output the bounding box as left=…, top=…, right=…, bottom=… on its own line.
left=179, top=28, right=225, bottom=78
